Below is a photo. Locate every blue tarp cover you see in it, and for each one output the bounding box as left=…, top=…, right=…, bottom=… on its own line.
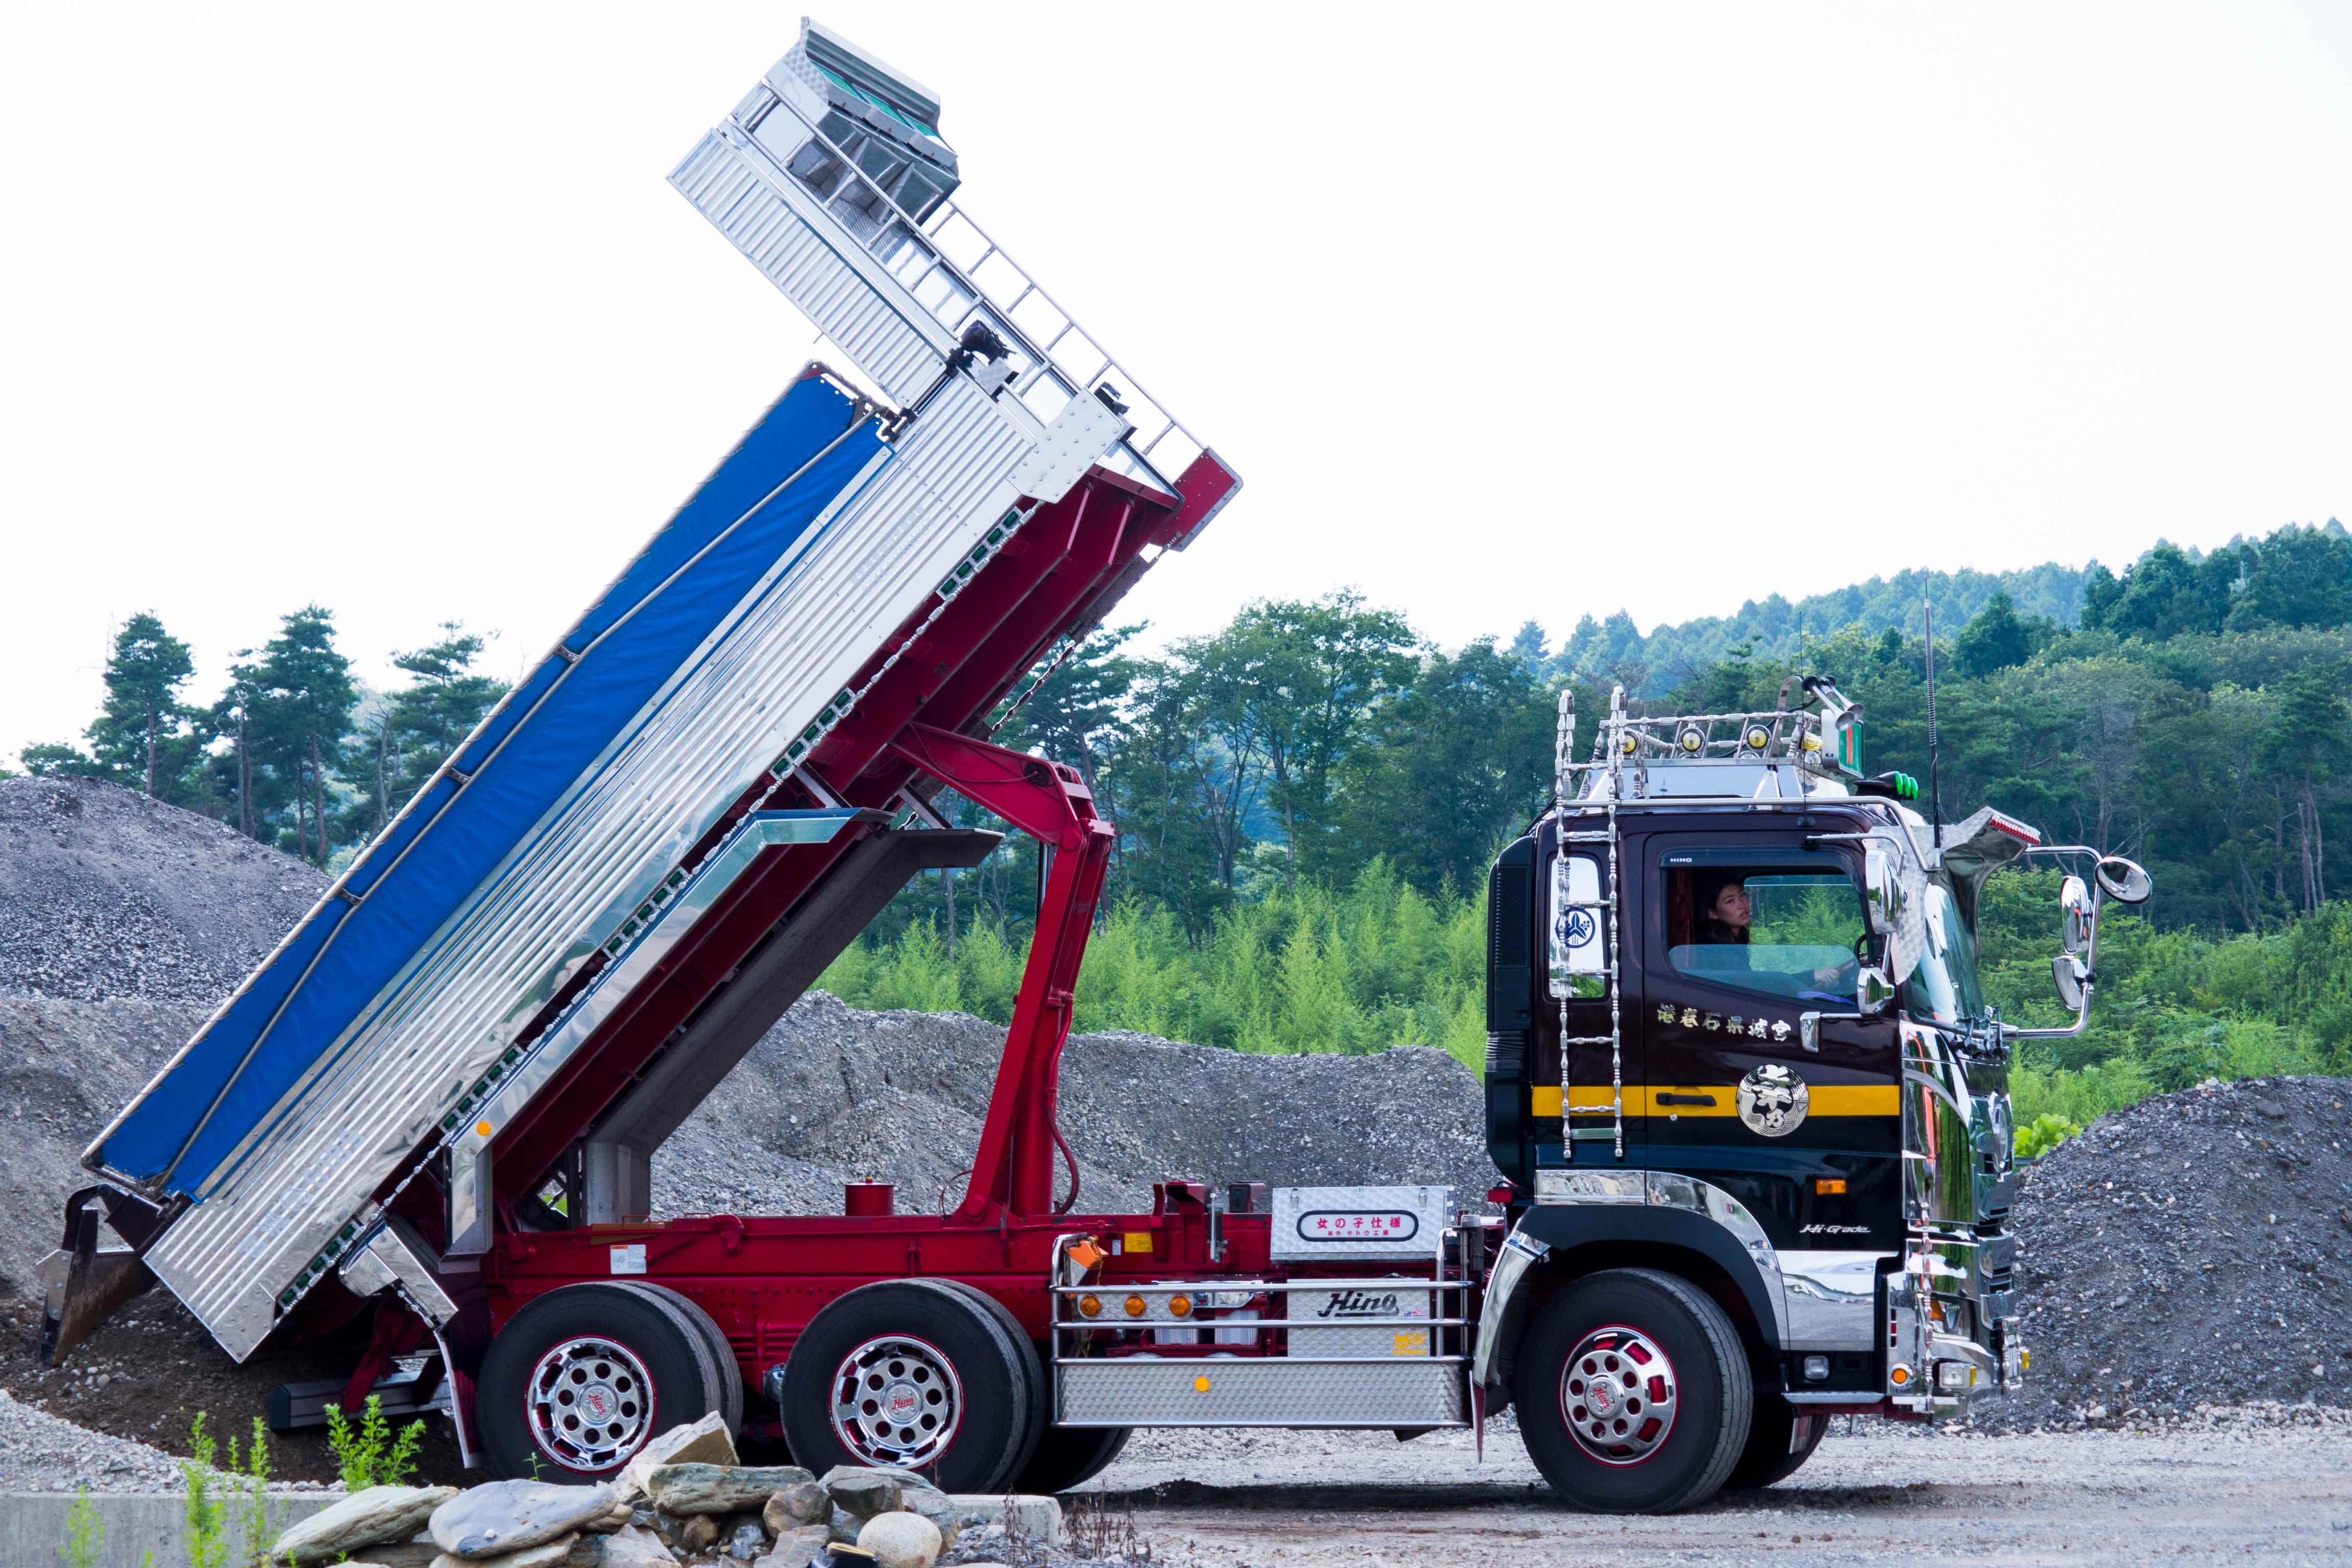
left=95, top=375, right=886, bottom=1196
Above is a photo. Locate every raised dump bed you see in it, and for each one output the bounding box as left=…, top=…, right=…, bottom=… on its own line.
left=75, top=18, right=1236, bottom=1364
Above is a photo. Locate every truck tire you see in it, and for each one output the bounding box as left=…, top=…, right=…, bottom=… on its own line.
left=934, top=1278, right=1125, bottom=1493
left=477, top=1282, right=734, bottom=1480
left=615, top=1280, right=746, bottom=1435
left=932, top=1280, right=1047, bottom=1484
left=780, top=1280, right=1036, bottom=1493
left=1723, top=1400, right=1827, bottom=1490
left=1015, top=1424, right=1131, bottom=1494
left=1514, top=1267, right=1752, bottom=1513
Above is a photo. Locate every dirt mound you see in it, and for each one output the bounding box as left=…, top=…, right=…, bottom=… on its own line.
left=1997, top=1075, right=2352, bottom=1427
left=0, top=775, right=327, bottom=1004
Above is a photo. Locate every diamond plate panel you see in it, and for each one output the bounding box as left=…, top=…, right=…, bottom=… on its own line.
left=1056, top=1358, right=1466, bottom=1427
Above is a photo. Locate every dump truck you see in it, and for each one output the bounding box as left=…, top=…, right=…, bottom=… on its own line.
left=44, top=19, right=2152, bottom=1513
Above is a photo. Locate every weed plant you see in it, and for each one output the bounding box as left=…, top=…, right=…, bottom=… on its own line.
left=325, top=1393, right=427, bottom=1491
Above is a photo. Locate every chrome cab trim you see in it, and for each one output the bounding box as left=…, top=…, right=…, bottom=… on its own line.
left=1780, top=1249, right=1890, bottom=1352
left=1472, top=1229, right=1549, bottom=1389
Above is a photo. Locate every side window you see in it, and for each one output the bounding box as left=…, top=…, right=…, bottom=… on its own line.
left=1664, top=865, right=1865, bottom=1004
left=1549, top=854, right=1608, bottom=999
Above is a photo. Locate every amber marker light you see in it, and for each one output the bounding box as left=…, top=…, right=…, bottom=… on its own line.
left=1193, top=1375, right=1211, bottom=1392
left=1124, top=1295, right=1146, bottom=1317
left=1168, top=1294, right=1193, bottom=1317
left=1815, top=1178, right=1847, bottom=1195
left=475, top=1121, right=493, bottom=1138
left=1078, top=1295, right=1100, bottom=1318
left=1890, top=1365, right=1913, bottom=1386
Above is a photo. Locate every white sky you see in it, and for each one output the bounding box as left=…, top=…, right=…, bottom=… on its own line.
left=3, top=2, right=2348, bottom=766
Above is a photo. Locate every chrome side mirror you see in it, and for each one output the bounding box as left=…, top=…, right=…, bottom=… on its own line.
left=1855, top=965, right=1894, bottom=1016
left=1798, top=1012, right=1821, bottom=1054
left=2060, top=875, right=2093, bottom=954
left=1863, top=846, right=1901, bottom=937
left=2095, top=855, right=2152, bottom=905
left=2052, top=953, right=2088, bottom=1012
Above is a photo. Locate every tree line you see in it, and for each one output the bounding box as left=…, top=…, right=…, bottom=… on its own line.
left=892, top=520, right=2351, bottom=948
left=16, top=607, right=508, bottom=868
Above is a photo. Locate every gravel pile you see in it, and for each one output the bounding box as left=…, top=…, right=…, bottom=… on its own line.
left=0, top=775, right=326, bottom=1004
left=653, top=994, right=1490, bottom=1222
left=1997, top=1074, right=2352, bottom=1427
left=0, top=1385, right=191, bottom=1492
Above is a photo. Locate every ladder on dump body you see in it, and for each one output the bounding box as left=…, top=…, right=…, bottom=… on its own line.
left=1553, top=686, right=1629, bottom=1161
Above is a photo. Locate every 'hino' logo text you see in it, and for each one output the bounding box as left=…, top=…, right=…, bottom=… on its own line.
left=1316, top=1289, right=1401, bottom=1318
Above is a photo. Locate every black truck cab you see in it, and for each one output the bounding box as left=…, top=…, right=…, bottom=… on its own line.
left=1471, top=683, right=2147, bottom=1512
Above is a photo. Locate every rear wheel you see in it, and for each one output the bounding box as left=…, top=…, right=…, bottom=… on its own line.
left=1015, top=1424, right=1132, bottom=1494
left=617, top=1281, right=745, bottom=1434
left=934, top=1280, right=1046, bottom=1486
left=1723, top=1398, right=1827, bottom=1489
left=780, top=1280, right=1036, bottom=1493
left=478, top=1283, right=734, bottom=1480
left=1514, top=1268, right=1751, bottom=1513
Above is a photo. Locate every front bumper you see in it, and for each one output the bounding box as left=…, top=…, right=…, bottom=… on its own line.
left=1885, top=1253, right=2025, bottom=1415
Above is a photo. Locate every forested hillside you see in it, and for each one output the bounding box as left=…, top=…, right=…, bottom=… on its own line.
left=15, top=521, right=2349, bottom=1138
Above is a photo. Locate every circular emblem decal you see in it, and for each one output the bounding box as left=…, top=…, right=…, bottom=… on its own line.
left=1737, top=1063, right=1810, bottom=1138
left=1563, top=908, right=1597, bottom=948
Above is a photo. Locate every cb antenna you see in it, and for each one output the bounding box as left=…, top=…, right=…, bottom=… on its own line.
left=1923, top=598, right=1942, bottom=849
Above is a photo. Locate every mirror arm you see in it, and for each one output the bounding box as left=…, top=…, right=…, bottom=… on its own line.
left=2008, top=986, right=2093, bottom=1040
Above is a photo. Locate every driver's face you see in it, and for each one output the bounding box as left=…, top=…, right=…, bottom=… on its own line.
left=1711, top=885, right=1752, bottom=927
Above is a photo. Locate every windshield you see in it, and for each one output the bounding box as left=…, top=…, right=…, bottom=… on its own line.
left=1906, top=880, right=1986, bottom=1024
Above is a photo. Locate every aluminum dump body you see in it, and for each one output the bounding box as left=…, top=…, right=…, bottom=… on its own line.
left=85, top=20, right=1235, bottom=1361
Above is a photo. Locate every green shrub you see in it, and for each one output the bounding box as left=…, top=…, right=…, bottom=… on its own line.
left=325, top=1393, right=427, bottom=1492
left=2013, top=1112, right=2082, bottom=1160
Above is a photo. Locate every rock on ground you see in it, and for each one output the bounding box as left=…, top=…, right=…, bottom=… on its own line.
left=855, top=1510, right=943, bottom=1568
left=644, top=1462, right=811, bottom=1516
left=616, top=1411, right=737, bottom=1503
left=430, top=1480, right=615, bottom=1557
left=275, top=1484, right=457, bottom=1563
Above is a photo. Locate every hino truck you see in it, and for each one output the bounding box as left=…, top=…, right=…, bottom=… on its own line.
left=43, top=19, right=2152, bottom=1514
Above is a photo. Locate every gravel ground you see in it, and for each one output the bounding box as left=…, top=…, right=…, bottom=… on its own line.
left=1086, top=1415, right=2352, bottom=1565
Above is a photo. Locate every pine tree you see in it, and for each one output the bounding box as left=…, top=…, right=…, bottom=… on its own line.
left=248, top=606, right=358, bottom=867
left=85, top=612, right=197, bottom=797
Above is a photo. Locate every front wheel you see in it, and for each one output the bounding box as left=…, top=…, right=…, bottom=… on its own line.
left=1514, top=1267, right=1752, bottom=1513
left=1723, top=1398, right=1827, bottom=1489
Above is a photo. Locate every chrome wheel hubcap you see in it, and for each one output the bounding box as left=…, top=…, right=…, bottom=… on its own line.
left=1561, top=1324, right=1679, bottom=1465
left=830, top=1335, right=961, bottom=1468
left=527, top=1336, right=654, bottom=1473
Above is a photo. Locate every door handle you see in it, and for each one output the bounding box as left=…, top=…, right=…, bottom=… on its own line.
left=1655, top=1092, right=1718, bottom=1107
